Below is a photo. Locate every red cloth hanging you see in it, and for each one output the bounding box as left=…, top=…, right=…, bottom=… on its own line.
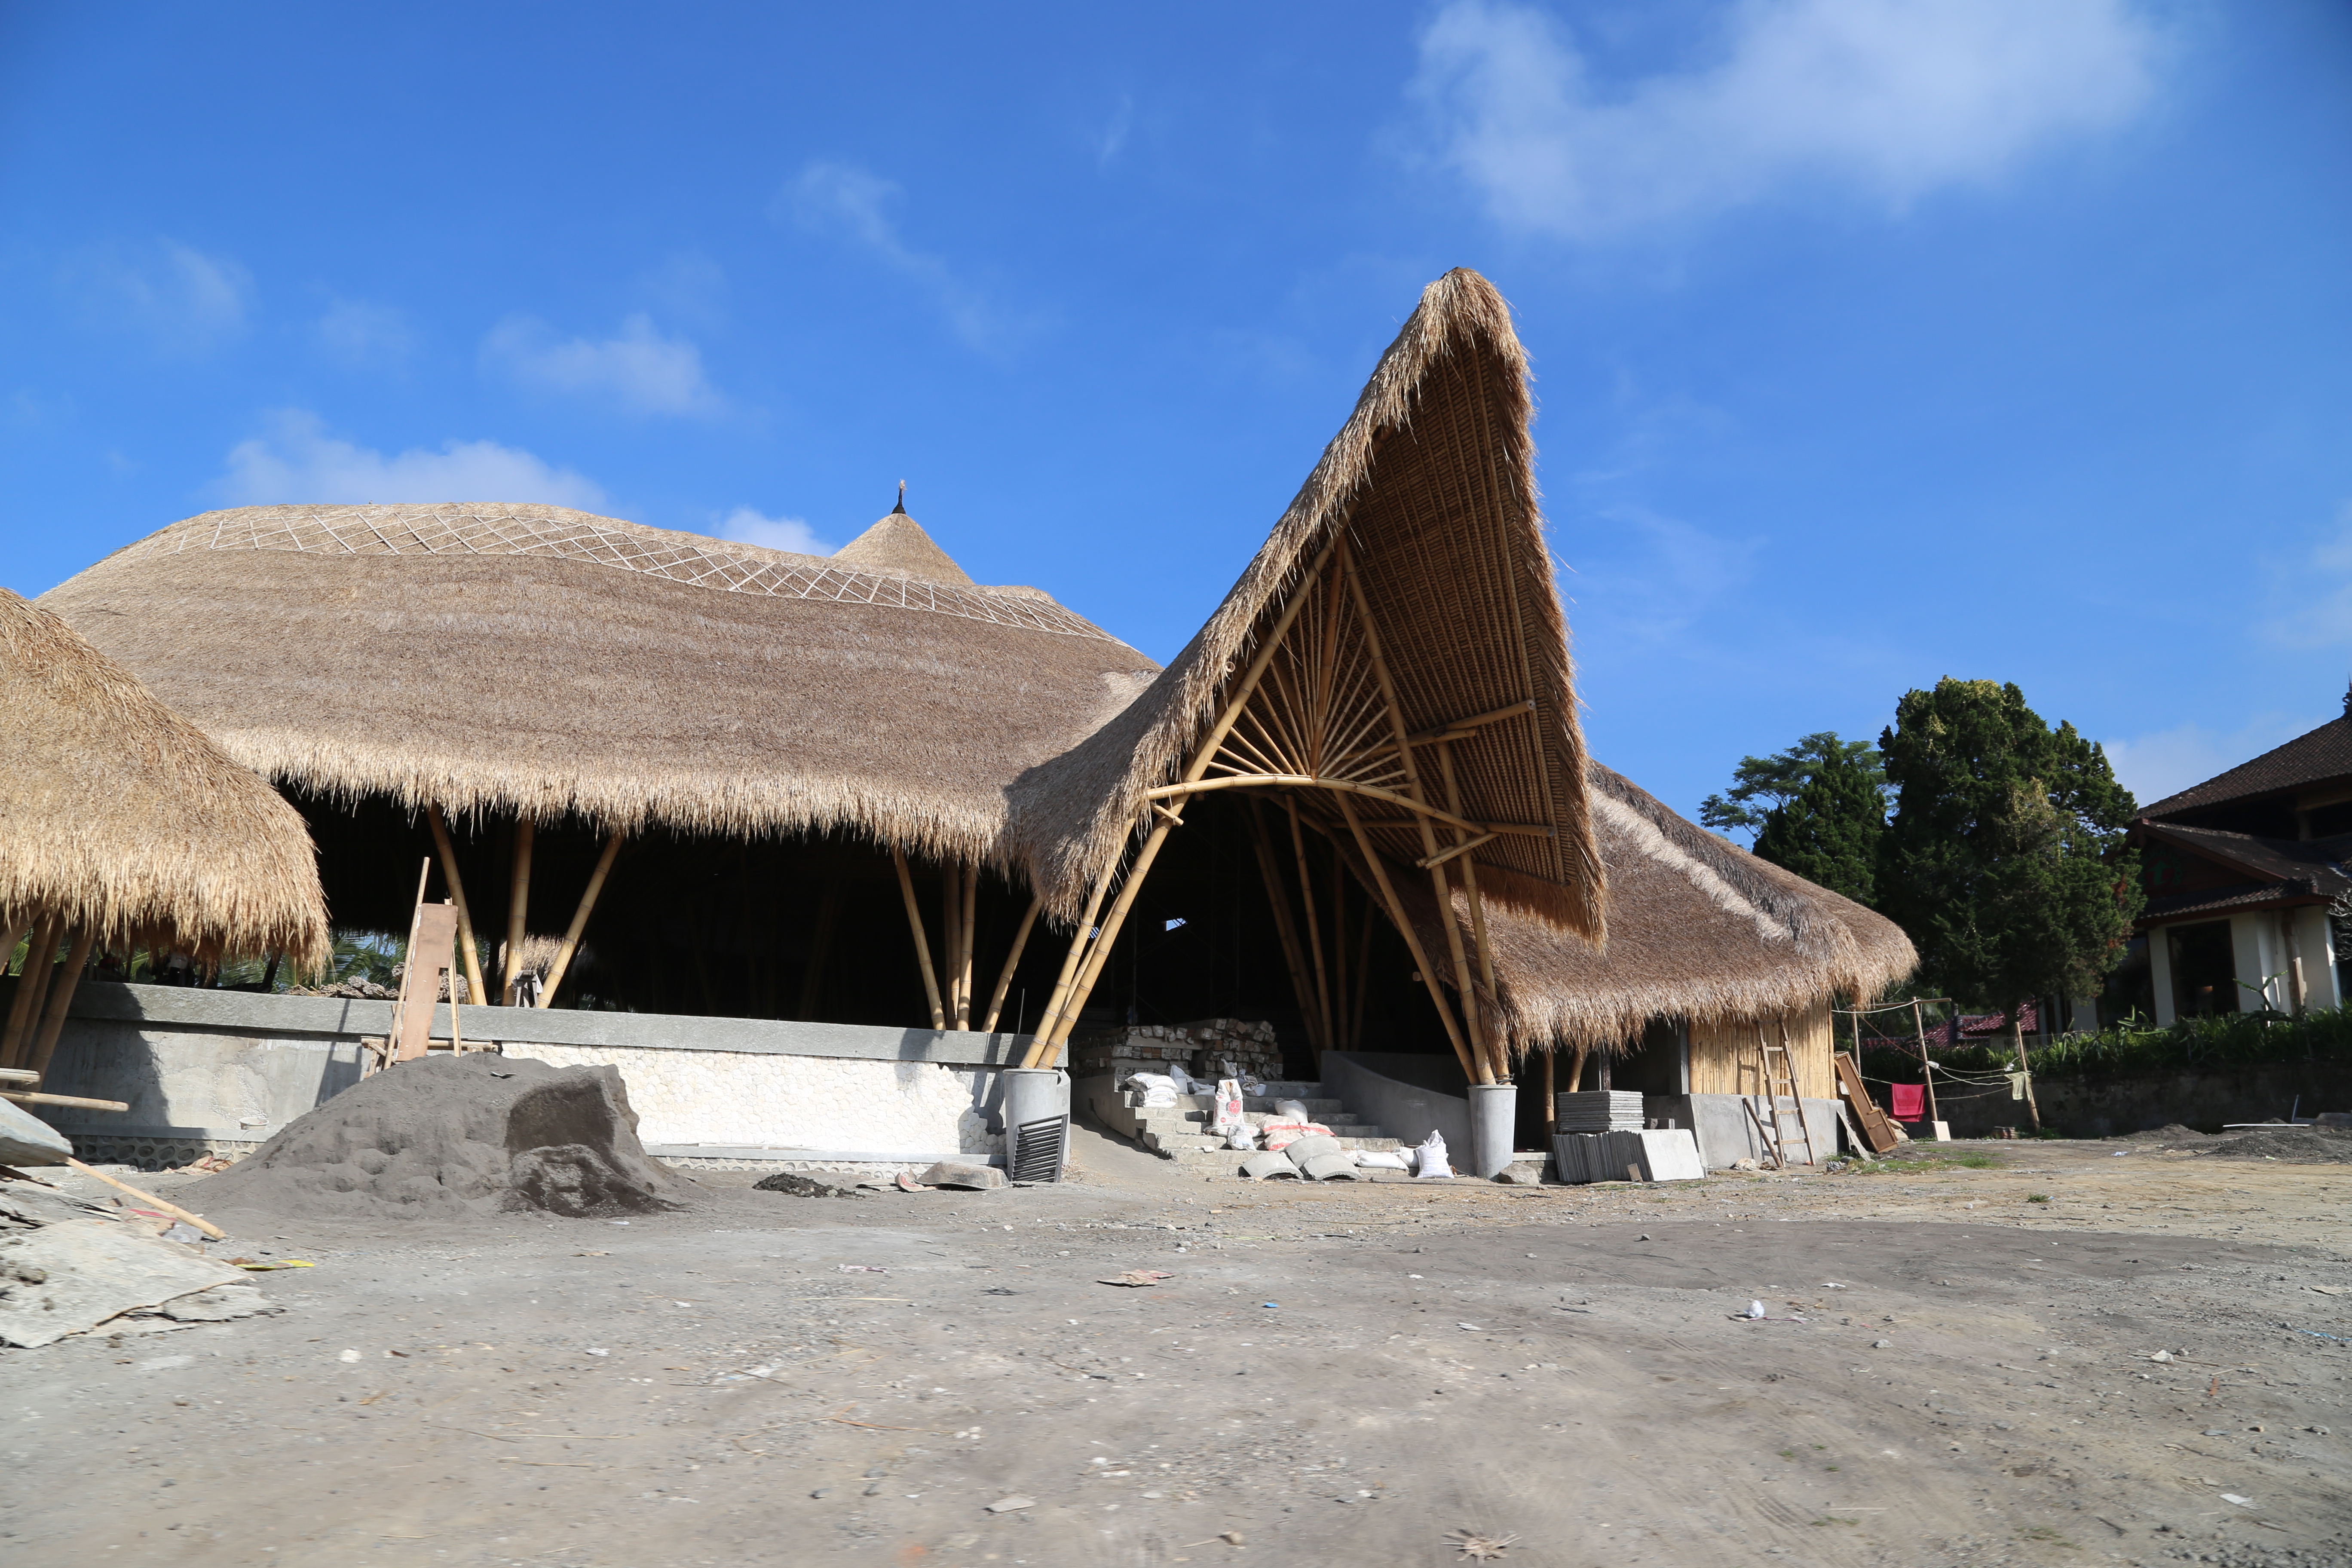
left=1890, top=1082, right=1926, bottom=1121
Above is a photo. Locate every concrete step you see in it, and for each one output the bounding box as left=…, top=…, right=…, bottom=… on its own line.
left=1131, top=1108, right=1375, bottom=1131
left=1118, top=1091, right=1349, bottom=1116
left=1159, top=1133, right=1406, bottom=1157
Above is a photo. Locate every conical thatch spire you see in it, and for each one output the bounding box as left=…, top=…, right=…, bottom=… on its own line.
left=831, top=485, right=976, bottom=586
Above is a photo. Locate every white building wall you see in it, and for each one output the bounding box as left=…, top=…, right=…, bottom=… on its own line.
left=2292, top=905, right=2341, bottom=1011
left=2229, top=915, right=2280, bottom=1013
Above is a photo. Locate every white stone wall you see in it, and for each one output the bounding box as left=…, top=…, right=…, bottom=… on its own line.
left=508, top=1044, right=997, bottom=1156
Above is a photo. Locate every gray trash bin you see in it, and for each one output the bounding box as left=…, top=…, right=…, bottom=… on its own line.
left=1468, top=1082, right=1517, bottom=1179
left=1000, top=1066, right=1070, bottom=1183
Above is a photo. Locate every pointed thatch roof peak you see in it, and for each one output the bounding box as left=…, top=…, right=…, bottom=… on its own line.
left=832, top=485, right=976, bottom=587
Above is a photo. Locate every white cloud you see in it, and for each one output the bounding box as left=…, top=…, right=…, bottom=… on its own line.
left=715, top=507, right=835, bottom=557
left=780, top=160, right=1027, bottom=353
left=313, top=298, right=414, bottom=368
left=2104, top=714, right=2330, bottom=809
left=1410, top=0, right=2166, bottom=239
left=220, top=410, right=606, bottom=508
left=67, top=239, right=251, bottom=350
left=483, top=313, right=722, bottom=416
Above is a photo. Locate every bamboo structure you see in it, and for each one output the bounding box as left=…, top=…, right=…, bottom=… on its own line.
left=427, top=804, right=487, bottom=1004
left=980, top=895, right=1042, bottom=1035
left=539, top=831, right=625, bottom=1006
left=24, top=928, right=98, bottom=1078
left=893, top=847, right=946, bottom=1030
left=501, top=820, right=535, bottom=1004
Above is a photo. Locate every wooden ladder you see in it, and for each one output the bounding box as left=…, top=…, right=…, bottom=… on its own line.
left=1742, top=1026, right=1816, bottom=1168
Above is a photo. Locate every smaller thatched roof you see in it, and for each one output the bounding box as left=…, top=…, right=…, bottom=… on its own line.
left=0, top=588, right=328, bottom=964
left=1364, top=762, right=1915, bottom=1052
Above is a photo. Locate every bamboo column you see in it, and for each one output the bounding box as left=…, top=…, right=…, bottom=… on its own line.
left=1286, top=798, right=1333, bottom=1061
left=0, top=916, right=62, bottom=1069
left=1025, top=535, right=1348, bottom=1064
left=1246, top=800, right=1323, bottom=1053
left=958, top=864, right=980, bottom=1030
left=1566, top=1043, right=1589, bottom=1096
left=981, top=895, right=1042, bottom=1035
left=1020, top=867, right=1117, bottom=1067
left=1330, top=851, right=1348, bottom=1052
left=893, top=847, right=946, bottom=1030
left=1436, top=739, right=1503, bottom=1076
left=24, top=928, right=97, bottom=1079
left=940, top=863, right=963, bottom=1026
left=1351, top=896, right=1372, bottom=1050
left=1339, top=542, right=1494, bottom=1083
left=501, top=818, right=536, bottom=1004
left=1335, top=793, right=1477, bottom=1081
left=539, top=830, right=625, bottom=1007
left=1542, top=1047, right=1556, bottom=1131
left=426, top=805, right=487, bottom=1004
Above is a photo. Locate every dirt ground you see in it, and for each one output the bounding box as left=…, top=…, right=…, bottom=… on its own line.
left=3, top=1127, right=2348, bottom=1568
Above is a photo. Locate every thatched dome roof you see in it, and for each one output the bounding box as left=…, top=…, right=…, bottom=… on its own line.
left=0, top=588, right=329, bottom=964
left=1380, top=763, right=1915, bottom=1052
left=41, top=504, right=1160, bottom=868
left=1011, top=268, right=1603, bottom=934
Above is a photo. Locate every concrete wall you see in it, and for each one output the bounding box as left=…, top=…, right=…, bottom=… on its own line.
left=1317, top=1052, right=1470, bottom=1153
left=37, top=983, right=1032, bottom=1166
left=2151, top=927, right=2178, bottom=1026
left=1645, top=1093, right=1843, bottom=1169
left=1936, top=1063, right=2352, bottom=1138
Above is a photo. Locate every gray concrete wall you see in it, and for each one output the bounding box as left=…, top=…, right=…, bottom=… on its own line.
left=1646, top=1093, right=1843, bottom=1169
left=1318, top=1052, right=1470, bottom=1155
left=1934, top=1063, right=2352, bottom=1138
left=38, top=982, right=1034, bottom=1161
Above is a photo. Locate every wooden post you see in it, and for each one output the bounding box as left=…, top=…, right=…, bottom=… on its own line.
left=960, top=864, right=980, bottom=1030
left=427, top=804, right=487, bottom=1004
left=0, top=915, right=61, bottom=1068
left=539, top=831, right=624, bottom=1007
left=798, top=874, right=842, bottom=1020
left=502, top=818, right=535, bottom=1004
left=1437, top=741, right=1499, bottom=996
left=2011, top=1008, right=2041, bottom=1132
left=1340, top=542, right=1494, bottom=1083
left=981, top=895, right=1041, bottom=1035
left=893, top=847, right=947, bottom=1030
left=386, top=859, right=431, bottom=1059
left=1542, top=1047, right=1556, bottom=1131
left=1566, top=1044, right=1589, bottom=1096
left=1352, top=891, right=1372, bottom=1050
left=1286, top=798, right=1334, bottom=1062
left=1247, top=799, right=1323, bottom=1054
left=64, top=1158, right=223, bottom=1240
left=1335, top=792, right=1477, bottom=1081
left=1034, top=815, right=1178, bottom=1063
left=1910, top=1000, right=1941, bottom=1124
left=24, top=928, right=97, bottom=1080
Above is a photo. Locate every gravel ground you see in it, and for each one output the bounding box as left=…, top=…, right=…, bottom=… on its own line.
left=2, top=1130, right=2347, bottom=1568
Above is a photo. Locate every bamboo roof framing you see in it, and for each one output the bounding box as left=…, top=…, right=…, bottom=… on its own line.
left=1016, top=270, right=1606, bottom=1072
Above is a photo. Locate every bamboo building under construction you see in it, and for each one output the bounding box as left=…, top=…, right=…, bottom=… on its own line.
left=32, top=269, right=1912, bottom=1126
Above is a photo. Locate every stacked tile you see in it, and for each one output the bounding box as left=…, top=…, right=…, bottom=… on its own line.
left=1553, top=1090, right=1645, bottom=1132
left=1551, top=1128, right=1705, bottom=1185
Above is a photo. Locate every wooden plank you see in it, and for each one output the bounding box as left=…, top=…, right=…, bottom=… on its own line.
left=1834, top=1051, right=1900, bottom=1155
left=394, top=903, right=461, bottom=1062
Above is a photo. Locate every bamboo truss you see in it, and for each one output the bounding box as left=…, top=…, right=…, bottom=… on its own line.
left=1022, top=533, right=1525, bottom=1078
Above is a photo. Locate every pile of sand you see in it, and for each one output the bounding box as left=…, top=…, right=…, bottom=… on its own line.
left=2194, top=1125, right=2352, bottom=1164
left=187, top=1054, right=697, bottom=1220
left=2120, top=1123, right=2208, bottom=1142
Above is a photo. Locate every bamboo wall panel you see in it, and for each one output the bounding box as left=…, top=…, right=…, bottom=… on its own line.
left=1688, top=1001, right=1834, bottom=1101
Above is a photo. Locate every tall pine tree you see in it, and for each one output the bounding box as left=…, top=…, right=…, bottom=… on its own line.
left=1752, top=743, right=1884, bottom=906
left=1875, top=679, right=2143, bottom=1026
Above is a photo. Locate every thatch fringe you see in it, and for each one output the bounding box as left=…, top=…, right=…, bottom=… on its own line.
left=1012, top=269, right=1602, bottom=934
left=41, top=505, right=1161, bottom=871
left=0, top=589, right=329, bottom=965
left=1368, top=762, right=1915, bottom=1052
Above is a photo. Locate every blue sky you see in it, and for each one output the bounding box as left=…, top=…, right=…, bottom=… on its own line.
left=4, top=1, right=2348, bottom=829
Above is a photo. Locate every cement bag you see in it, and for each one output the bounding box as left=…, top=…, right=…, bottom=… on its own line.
left=1208, top=1080, right=1247, bottom=1137
left=1354, top=1150, right=1410, bottom=1170
left=1226, top=1124, right=1259, bottom=1151
left=1414, top=1130, right=1454, bottom=1179
left=1165, top=1063, right=1200, bottom=1095
left=1274, top=1098, right=1311, bottom=1122
left=1124, top=1072, right=1179, bottom=1109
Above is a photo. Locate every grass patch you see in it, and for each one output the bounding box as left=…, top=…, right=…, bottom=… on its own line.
left=1851, top=1152, right=2000, bottom=1175
left=2026, top=1193, right=2051, bottom=1204
left=1812, top=1516, right=1860, bottom=1527
left=2018, top=1525, right=2078, bottom=1548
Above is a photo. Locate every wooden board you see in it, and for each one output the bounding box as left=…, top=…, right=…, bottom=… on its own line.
left=1834, top=1051, right=1901, bottom=1155
left=394, top=903, right=462, bottom=1062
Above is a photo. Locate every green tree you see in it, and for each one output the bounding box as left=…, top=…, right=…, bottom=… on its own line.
left=1752, top=743, right=1885, bottom=905
left=1876, top=678, right=2144, bottom=1036
left=1700, top=732, right=1886, bottom=839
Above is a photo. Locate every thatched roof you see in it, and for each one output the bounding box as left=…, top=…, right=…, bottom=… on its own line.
left=1366, top=762, right=1916, bottom=1052
left=0, top=588, right=328, bottom=964
left=1011, top=269, right=1603, bottom=934
left=40, top=504, right=1160, bottom=867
